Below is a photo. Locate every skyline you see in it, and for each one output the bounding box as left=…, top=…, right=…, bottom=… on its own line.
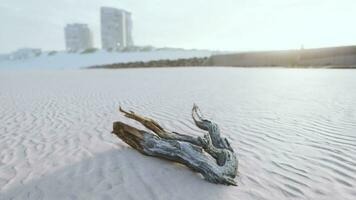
left=0, top=0, right=356, bottom=54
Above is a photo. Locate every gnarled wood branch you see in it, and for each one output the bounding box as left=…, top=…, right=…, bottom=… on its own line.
left=112, top=105, right=238, bottom=186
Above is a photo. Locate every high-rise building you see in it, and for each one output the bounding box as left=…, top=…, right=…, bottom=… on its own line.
left=101, top=7, right=134, bottom=50
left=64, top=23, right=93, bottom=52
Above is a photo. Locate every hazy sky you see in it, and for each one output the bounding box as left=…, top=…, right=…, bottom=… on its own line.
left=0, top=0, right=355, bottom=53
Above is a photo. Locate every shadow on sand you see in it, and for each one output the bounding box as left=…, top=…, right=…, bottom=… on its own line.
left=1, top=147, right=230, bottom=200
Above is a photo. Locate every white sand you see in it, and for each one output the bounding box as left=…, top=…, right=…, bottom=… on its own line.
left=1, top=68, right=356, bottom=200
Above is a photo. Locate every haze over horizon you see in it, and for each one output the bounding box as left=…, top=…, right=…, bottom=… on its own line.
left=0, top=0, right=355, bottom=54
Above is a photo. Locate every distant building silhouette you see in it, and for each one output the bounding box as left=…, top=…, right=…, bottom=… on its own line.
left=101, top=7, right=134, bottom=50
left=64, top=23, right=93, bottom=52
left=11, top=48, right=41, bottom=60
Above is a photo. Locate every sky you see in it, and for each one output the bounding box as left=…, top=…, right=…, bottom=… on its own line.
left=0, top=0, right=355, bottom=53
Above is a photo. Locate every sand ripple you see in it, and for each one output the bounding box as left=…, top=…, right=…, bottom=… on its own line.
left=0, top=68, right=356, bottom=200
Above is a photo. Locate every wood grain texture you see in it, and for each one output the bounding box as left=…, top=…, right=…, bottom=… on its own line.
left=112, top=105, right=238, bottom=186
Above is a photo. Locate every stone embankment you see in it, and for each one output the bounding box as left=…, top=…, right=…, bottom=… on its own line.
left=88, top=57, right=210, bottom=69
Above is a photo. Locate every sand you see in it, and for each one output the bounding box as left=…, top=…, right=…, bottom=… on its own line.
left=0, top=68, right=356, bottom=200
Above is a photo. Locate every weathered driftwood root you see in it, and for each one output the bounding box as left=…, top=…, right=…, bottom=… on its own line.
left=112, top=104, right=238, bottom=186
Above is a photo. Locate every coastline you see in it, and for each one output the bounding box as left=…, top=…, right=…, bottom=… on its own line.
left=87, top=45, right=356, bottom=69
left=87, top=57, right=356, bottom=69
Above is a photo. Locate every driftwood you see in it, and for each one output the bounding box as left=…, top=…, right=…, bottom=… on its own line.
left=111, top=105, right=238, bottom=186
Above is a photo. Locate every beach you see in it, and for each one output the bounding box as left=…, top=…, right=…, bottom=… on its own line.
left=1, top=68, right=356, bottom=200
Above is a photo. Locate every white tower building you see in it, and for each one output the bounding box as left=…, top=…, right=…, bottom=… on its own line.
left=101, top=7, right=134, bottom=50
left=64, top=23, right=93, bottom=52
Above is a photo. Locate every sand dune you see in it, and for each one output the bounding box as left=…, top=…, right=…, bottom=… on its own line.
left=0, top=68, right=356, bottom=199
